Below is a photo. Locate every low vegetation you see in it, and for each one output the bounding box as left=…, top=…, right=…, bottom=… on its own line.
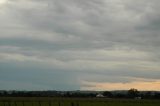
left=0, top=97, right=160, bottom=106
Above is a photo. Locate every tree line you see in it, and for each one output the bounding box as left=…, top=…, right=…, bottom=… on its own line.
left=0, top=88, right=160, bottom=99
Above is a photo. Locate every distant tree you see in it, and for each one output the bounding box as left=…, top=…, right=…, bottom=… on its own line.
left=103, top=91, right=113, bottom=97
left=144, top=91, right=152, bottom=99
left=3, top=91, right=8, bottom=96
left=127, top=88, right=139, bottom=98
left=154, top=93, right=160, bottom=99
left=65, top=92, right=71, bottom=97
left=114, top=93, right=126, bottom=98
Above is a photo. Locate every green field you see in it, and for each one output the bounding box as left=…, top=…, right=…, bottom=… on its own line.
left=0, top=97, right=160, bottom=106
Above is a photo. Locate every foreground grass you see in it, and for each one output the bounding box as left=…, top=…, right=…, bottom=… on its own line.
left=0, top=97, right=160, bottom=106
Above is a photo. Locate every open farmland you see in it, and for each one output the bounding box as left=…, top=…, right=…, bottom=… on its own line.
left=0, top=97, right=160, bottom=106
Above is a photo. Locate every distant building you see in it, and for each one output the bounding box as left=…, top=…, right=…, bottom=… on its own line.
left=134, top=97, right=142, bottom=99
left=96, top=93, right=104, bottom=98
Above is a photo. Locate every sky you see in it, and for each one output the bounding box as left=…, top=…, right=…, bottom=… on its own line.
left=0, top=0, right=160, bottom=91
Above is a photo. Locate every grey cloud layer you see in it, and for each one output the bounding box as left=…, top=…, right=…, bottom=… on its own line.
left=0, top=0, right=160, bottom=90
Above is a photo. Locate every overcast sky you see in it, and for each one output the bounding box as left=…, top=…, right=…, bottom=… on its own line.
left=0, top=0, right=160, bottom=91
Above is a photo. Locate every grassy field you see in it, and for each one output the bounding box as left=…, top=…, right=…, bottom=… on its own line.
left=0, top=97, right=160, bottom=106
